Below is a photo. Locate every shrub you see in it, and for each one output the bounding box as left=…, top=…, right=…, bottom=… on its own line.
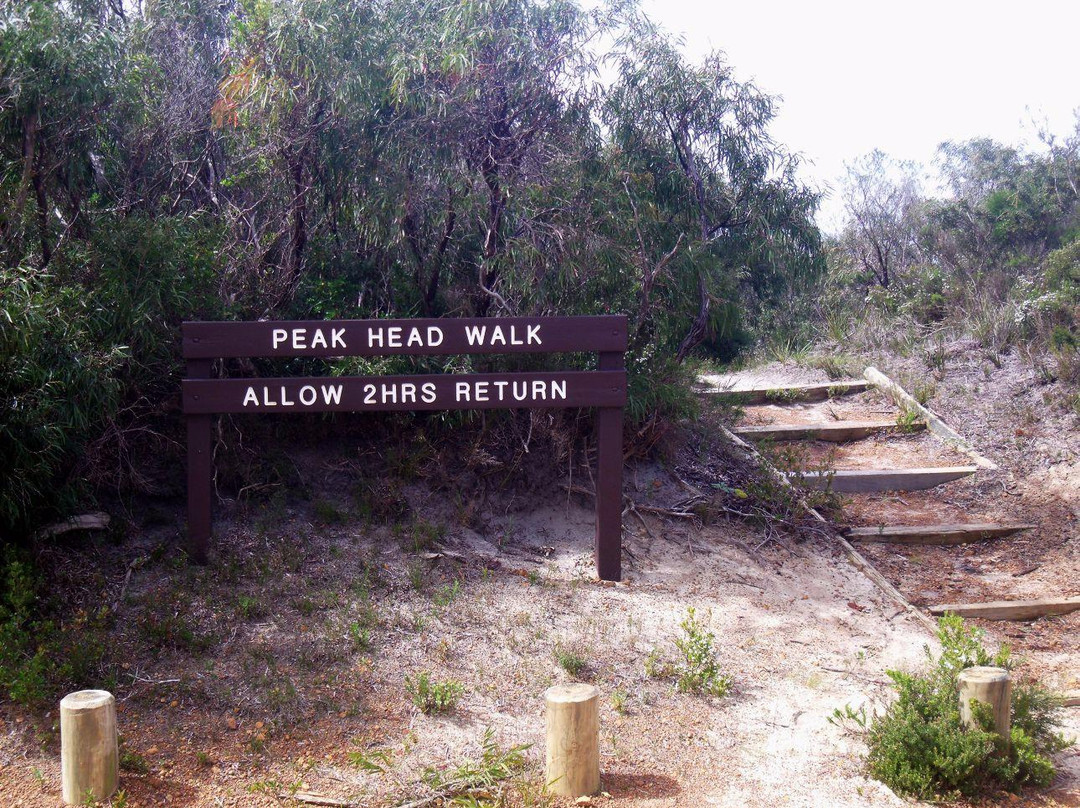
left=406, top=672, right=463, bottom=714
left=866, top=614, right=1072, bottom=800
left=648, top=608, right=733, bottom=697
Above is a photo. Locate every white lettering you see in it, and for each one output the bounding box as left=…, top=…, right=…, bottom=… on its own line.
left=527, top=324, right=541, bottom=345
left=509, top=325, right=523, bottom=346
left=262, top=386, right=277, bottom=406
left=321, top=384, right=343, bottom=405
left=368, top=328, right=384, bottom=348
left=421, top=382, right=437, bottom=403
left=532, top=380, right=546, bottom=399
left=332, top=328, right=346, bottom=349
left=551, top=379, right=566, bottom=399
left=387, top=326, right=402, bottom=347
left=465, top=325, right=486, bottom=345
left=406, top=328, right=423, bottom=348
left=292, top=328, right=307, bottom=350
left=456, top=381, right=471, bottom=402
left=363, top=384, right=376, bottom=404
left=427, top=327, right=444, bottom=347
left=490, top=325, right=506, bottom=345
left=381, top=383, right=397, bottom=404
left=299, top=385, right=317, bottom=406
left=281, top=385, right=295, bottom=406
left=474, top=381, right=489, bottom=402
left=243, top=386, right=259, bottom=406
left=401, top=383, right=417, bottom=404
left=493, top=380, right=508, bottom=400
left=512, top=381, right=528, bottom=401
left=272, top=329, right=288, bottom=350
left=311, top=329, right=327, bottom=349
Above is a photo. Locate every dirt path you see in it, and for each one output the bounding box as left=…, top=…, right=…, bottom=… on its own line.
left=714, top=359, right=1079, bottom=802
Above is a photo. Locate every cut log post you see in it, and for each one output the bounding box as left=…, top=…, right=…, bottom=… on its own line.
left=698, top=379, right=868, bottom=405
left=958, top=667, right=1011, bottom=750
left=60, top=690, right=118, bottom=805
left=929, top=597, right=1080, bottom=621
left=544, top=683, right=600, bottom=797
left=733, top=420, right=918, bottom=442
left=789, top=467, right=977, bottom=493
left=846, top=523, right=1036, bottom=545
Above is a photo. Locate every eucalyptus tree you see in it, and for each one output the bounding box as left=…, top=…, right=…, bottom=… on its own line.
left=604, top=18, right=822, bottom=359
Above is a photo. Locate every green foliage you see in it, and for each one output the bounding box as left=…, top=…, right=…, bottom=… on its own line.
left=421, top=728, right=530, bottom=800
left=0, top=548, right=109, bottom=705
left=865, top=615, right=1072, bottom=799
left=554, top=646, right=588, bottom=678
left=406, top=671, right=464, bottom=714
left=672, top=608, right=732, bottom=697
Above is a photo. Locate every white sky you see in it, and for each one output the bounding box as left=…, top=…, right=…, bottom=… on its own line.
left=639, top=0, right=1080, bottom=232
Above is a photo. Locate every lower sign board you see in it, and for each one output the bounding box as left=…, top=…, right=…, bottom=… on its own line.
left=184, top=371, right=626, bottom=414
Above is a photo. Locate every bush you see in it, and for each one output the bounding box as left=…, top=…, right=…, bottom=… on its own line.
left=405, top=672, right=463, bottom=714
left=866, top=615, right=1072, bottom=799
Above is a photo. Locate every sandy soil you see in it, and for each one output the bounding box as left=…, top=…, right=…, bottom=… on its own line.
left=1, top=351, right=1075, bottom=807
left=0, top=460, right=935, bottom=808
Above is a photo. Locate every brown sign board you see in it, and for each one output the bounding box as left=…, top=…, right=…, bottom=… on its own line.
left=182, top=315, right=627, bottom=581
left=184, top=371, right=626, bottom=414
left=183, top=316, right=626, bottom=359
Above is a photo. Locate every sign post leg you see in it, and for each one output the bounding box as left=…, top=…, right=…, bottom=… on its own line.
left=186, top=359, right=212, bottom=564
left=595, top=350, right=624, bottom=581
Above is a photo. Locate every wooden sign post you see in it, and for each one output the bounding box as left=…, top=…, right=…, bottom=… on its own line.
left=182, top=316, right=628, bottom=580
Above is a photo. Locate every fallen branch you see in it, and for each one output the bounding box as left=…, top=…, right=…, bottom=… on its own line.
left=279, top=792, right=356, bottom=808
left=36, top=512, right=111, bottom=540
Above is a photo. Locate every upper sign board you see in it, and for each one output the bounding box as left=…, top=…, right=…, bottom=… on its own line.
left=183, top=316, right=627, bottom=359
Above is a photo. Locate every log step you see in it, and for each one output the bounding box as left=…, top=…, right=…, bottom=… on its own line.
left=734, top=420, right=920, bottom=442
left=789, top=466, right=977, bottom=493
left=928, top=597, right=1080, bottom=621
left=846, top=523, right=1036, bottom=545
left=699, top=379, right=869, bottom=405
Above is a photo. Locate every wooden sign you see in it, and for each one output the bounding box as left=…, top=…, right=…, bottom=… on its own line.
left=182, top=316, right=628, bottom=581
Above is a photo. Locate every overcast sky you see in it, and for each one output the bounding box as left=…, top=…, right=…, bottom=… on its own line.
left=639, top=0, right=1080, bottom=231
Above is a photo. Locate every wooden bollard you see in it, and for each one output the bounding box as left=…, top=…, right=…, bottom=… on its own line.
left=958, top=666, right=1011, bottom=749
left=60, top=690, right=118, bottom=805
left=544, top=683, right=600, bottom=797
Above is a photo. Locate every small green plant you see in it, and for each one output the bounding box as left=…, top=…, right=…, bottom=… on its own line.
left=611, top=689, right=629, bottom=715
left=910, top=379, right=936, bottom=406
left=349, top=620, right=372, bottom=652
left=433, top=579, right=462, bottom=608
left=312, top=498, right=346, bottom=525
left=407, top=561, right=426, bottom=591
left=673, top=608, right=732, bottom=697
left=420, top=728, right=529, bottom=801
left=348, top=744, right=392, bottom=772
left=895, top=407, right=923, bottom=433
left=554, top=646, right=588, bottom=678
left=406, top=672, right=464, bottom=714
left=864, top=614, right=1072, bottom=799
left=195, top=750, right=212, bottom=768
left=110, top=789, right=129, bottom=808
left=827, top=703, right=868, bottom=732
left=764, top=387, right=800, bottom=403
left=119, top=749, right=149, bottom=774
left=236, top=595, right=262, bottom=620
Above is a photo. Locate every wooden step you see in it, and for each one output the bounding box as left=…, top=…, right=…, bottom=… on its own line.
left=929, top=597, right=1080, bottom=621
left=789, top=466, right=977, bottom=493
left=846, top=523, right=1036, bottom=545
left=699, top=379, right=869, bottom=405
left=734, top=420, right=919, bottom=442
